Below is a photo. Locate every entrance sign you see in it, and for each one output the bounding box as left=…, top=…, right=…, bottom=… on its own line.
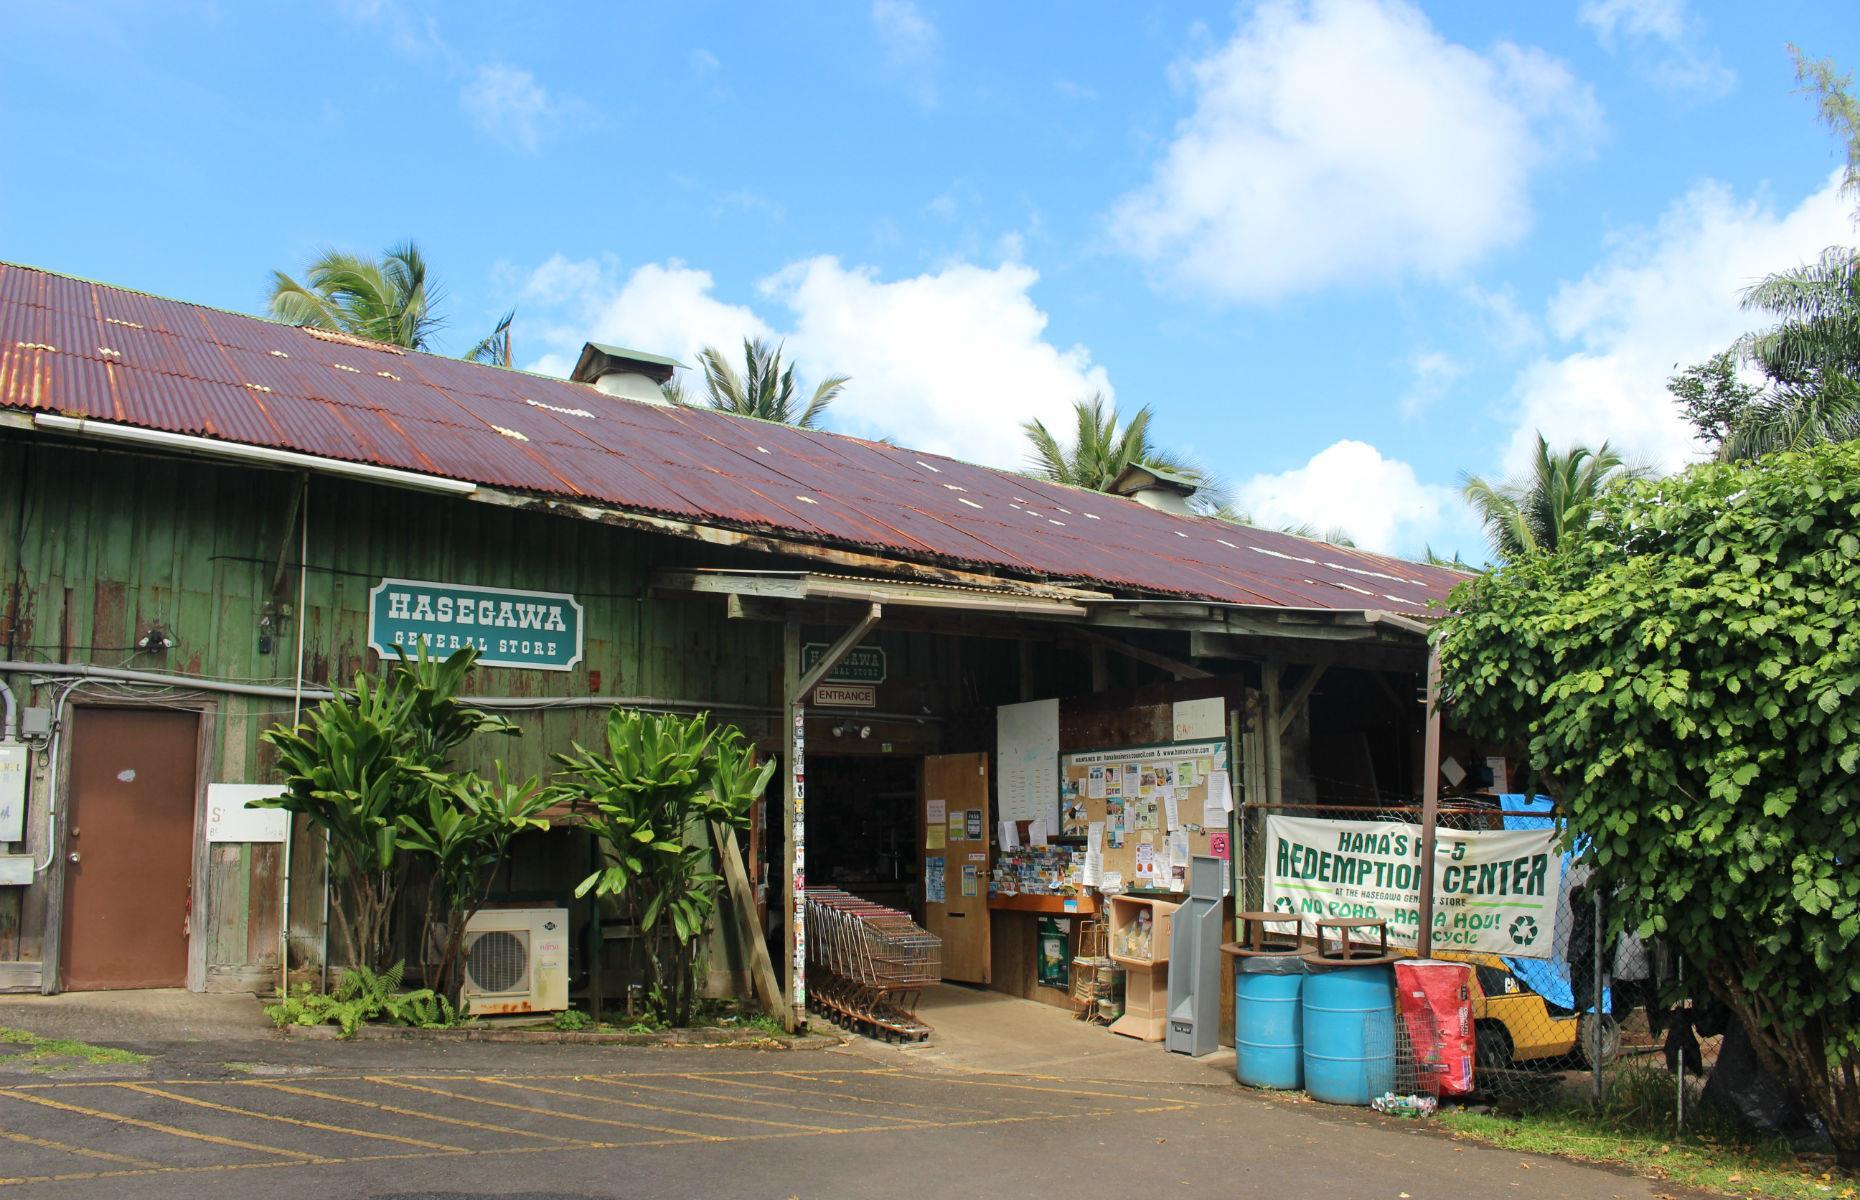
left=369, top=578, right=584, bottom=671
left=1264, top=815, right=1563, bottom=960
left=802, top=642, right=886, bottom=683
left=813, top=683, right=876, bottom=708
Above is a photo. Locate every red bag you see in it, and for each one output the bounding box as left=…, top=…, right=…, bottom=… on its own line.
left=1394, top=960, right=1475, bottom=1097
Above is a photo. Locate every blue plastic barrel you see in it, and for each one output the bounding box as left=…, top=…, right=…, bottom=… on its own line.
left=1301, top=965, right=1396, bottom=1105
left=1235, top=962, right=1304, bottom=1088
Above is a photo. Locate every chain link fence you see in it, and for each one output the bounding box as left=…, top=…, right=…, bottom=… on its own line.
left=1237, top=797, right=1711, bottom=1116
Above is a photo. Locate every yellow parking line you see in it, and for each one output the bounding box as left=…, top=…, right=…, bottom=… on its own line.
left=0, top=1127, right=165, bottom=1168
left=0, top=1087, right=330, bottom=1163
left=368, top=1076, right=725, bottom=1143
left=493, top=1076, right=843, bottom=1133
left=239, top=1080, right=605, bottom=1147
left=597, top=1074, right=933, bottom=1125
left=683, top=1069, right=1069, bottom=1118
left=116, top=1083, right=468, bottom=1154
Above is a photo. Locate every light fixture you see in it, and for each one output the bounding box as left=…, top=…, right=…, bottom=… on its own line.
left=135, top=627, right=175, bottom=653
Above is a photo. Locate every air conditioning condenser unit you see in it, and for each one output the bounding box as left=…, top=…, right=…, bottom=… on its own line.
left=460, top=907, right=569, bottom=1015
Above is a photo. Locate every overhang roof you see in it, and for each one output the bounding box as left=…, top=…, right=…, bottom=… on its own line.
left=0, top=262, right=1468, bottom=613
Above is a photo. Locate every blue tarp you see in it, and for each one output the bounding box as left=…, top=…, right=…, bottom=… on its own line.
left=1498, top=794, right=1605, bottom=1013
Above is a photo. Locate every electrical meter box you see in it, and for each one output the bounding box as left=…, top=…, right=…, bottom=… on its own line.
left=0, top=742, right=27, bottom=844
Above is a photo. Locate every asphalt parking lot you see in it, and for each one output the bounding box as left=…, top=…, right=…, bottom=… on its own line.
left=0, top=1049, right=1668, bottom=1200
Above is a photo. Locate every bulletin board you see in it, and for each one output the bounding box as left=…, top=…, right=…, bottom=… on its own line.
left=1058, top=739, right=1232, bottom=895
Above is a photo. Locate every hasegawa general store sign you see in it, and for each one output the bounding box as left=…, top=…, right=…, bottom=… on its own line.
left=368, top=579, right=584, bottom=671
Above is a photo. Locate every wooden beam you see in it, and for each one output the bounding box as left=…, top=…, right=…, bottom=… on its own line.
left=1416, top=648, right=1443, bottom=958
left=791, top=603, right=882, bottom=704
left=1262, top=662, right=1283, bottom=807
left=1276, top=664, right=1328, bottom=738
left=269, top=473, right=307, bottom=597
left=711, top=819, right=782, bottom=1017
left=1071, top=627, right=1210, bottom=680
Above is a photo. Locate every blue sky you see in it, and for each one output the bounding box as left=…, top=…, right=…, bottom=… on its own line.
left=4, top=1, right=1857, bottom=560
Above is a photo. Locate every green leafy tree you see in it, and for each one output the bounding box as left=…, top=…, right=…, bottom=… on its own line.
left=688, top=338, right=846, bottom=428
left=259, top=648, right=517, bottom=973
left=1436, top=442, right=1860, bottom=1167
left=1668, top=351, right=1764, bottom=452
left=269, top=241, right=514, bottom=363
left=1024, top=394, right=1227, bottom=508
left=549, top=710, right=774, bottom=1025
left=1461, top=435, right=1640, bottom=561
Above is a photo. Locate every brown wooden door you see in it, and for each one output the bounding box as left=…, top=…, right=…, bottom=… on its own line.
left=922, top=752, right=990, bottom=984
left=62, top=708, right=199, bottom=990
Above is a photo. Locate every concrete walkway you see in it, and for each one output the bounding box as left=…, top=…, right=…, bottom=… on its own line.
left=873, top=983, right=1239, bottom=1088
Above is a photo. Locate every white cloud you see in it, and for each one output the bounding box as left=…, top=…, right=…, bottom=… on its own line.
left=871, top=0, right=939, bottom=107
left=1502, top=170, right=1853, bottom=473
left=1399, top=351, right=1464, bottom=419
left=1237, top=440, right=1457, bottom=554
left=762, top=256, right=1109, bottom=466
left=514, top=254, right=1105, bottom=469
left=518, top=256, right=770, bottom=380
left=1577, top=0, right=1733, bottom=95
left=459, top=64, right=557, bottom=153
left=1112, top=0, right=1601, bottom=302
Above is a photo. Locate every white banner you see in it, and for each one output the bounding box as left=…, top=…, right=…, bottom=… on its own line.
left=1263, top=815, right=1563, bottom=959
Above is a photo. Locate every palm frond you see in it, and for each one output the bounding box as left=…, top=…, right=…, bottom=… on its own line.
left=462, top=309, right=515, bottom=367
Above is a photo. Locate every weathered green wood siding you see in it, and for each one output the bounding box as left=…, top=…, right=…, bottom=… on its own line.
left=0, top=431, right=989, bottom=989
left=0, top=433, right=788, bottom=985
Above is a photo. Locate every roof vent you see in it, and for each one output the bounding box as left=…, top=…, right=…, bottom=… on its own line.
left=1110, top=463, right=1199, bottom=516
left=570, top=342, right=683, bottom=406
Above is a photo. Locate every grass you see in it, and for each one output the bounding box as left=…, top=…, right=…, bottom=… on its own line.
left=0, top=1026, right=150, bottom=1069
left=1438, top=1065, right=1853, bottom=1200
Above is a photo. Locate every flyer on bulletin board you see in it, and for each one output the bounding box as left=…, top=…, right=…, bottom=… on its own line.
left=925, top=856, right=946, bottom=903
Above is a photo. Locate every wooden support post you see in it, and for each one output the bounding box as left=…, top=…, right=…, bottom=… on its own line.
left=782, top=621, right=803, bottom=1032
left=782, top=603, right=882, bottom=1033
left=1089, top=642, right=1108, bottom=692
left=1262, top=661, right=1284, bottom=809
left=1415, top=648, right=1443, bottom=959
left=712, top=819, right=782, bottom=1016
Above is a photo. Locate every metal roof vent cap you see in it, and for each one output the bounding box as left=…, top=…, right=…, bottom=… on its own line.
left=570, top=342, right=684, bottom=406
left=1110, top=462, right=1199, bottom=516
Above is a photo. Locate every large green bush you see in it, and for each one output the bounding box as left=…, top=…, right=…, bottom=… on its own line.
left=1436, top=441, right=1860, bottom=1167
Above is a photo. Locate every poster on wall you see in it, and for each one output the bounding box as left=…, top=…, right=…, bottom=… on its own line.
left=996, top=698, right=1059, bottom=829
left=925, top=856, right=947, bottom=903
left=1263, top=815, right=1564, bottom=960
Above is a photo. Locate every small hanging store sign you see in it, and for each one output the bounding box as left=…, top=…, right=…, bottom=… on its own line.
left=802, top=642, right=887, bottom=683
left=368, top=578, right=584, bottom=671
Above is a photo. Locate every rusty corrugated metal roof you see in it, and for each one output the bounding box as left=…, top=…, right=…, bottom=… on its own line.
left=0, top=262, right=1468, bottom=612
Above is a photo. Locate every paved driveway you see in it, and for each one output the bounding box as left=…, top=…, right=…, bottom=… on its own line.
left=0, top=1048, right=1662, bottom=1200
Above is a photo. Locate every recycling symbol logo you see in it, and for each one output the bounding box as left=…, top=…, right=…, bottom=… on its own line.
left=1508, top=915, right=1539, bottom=946
left=1271, top=896, right=1296, bottom=913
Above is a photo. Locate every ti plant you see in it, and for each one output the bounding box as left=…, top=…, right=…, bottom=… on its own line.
left=259, top=646, right=518, bottom=975
left=551, top=710, right=774, bottom=1026
left=396, top=762, right=551, bottom=1006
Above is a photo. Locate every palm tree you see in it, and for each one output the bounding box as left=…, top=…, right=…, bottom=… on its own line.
left=269, top=241, right=514, bottom=364
left=688, top=338, right=846, bottom=428
left=1725, top=246, right=1860, bottom=458
left=1461, top=435, right=1639, bottom=561
left=1023, top=394, right=1226, bottom=506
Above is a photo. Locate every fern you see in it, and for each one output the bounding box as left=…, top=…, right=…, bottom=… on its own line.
left=264, top=962, right=468, bottom=1037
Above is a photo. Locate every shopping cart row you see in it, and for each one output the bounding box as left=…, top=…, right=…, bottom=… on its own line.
left=804, top=888, right=942, bottom=1042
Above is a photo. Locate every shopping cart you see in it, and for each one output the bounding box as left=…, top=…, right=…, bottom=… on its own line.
left=805, top=889, right=942, bottom=1042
